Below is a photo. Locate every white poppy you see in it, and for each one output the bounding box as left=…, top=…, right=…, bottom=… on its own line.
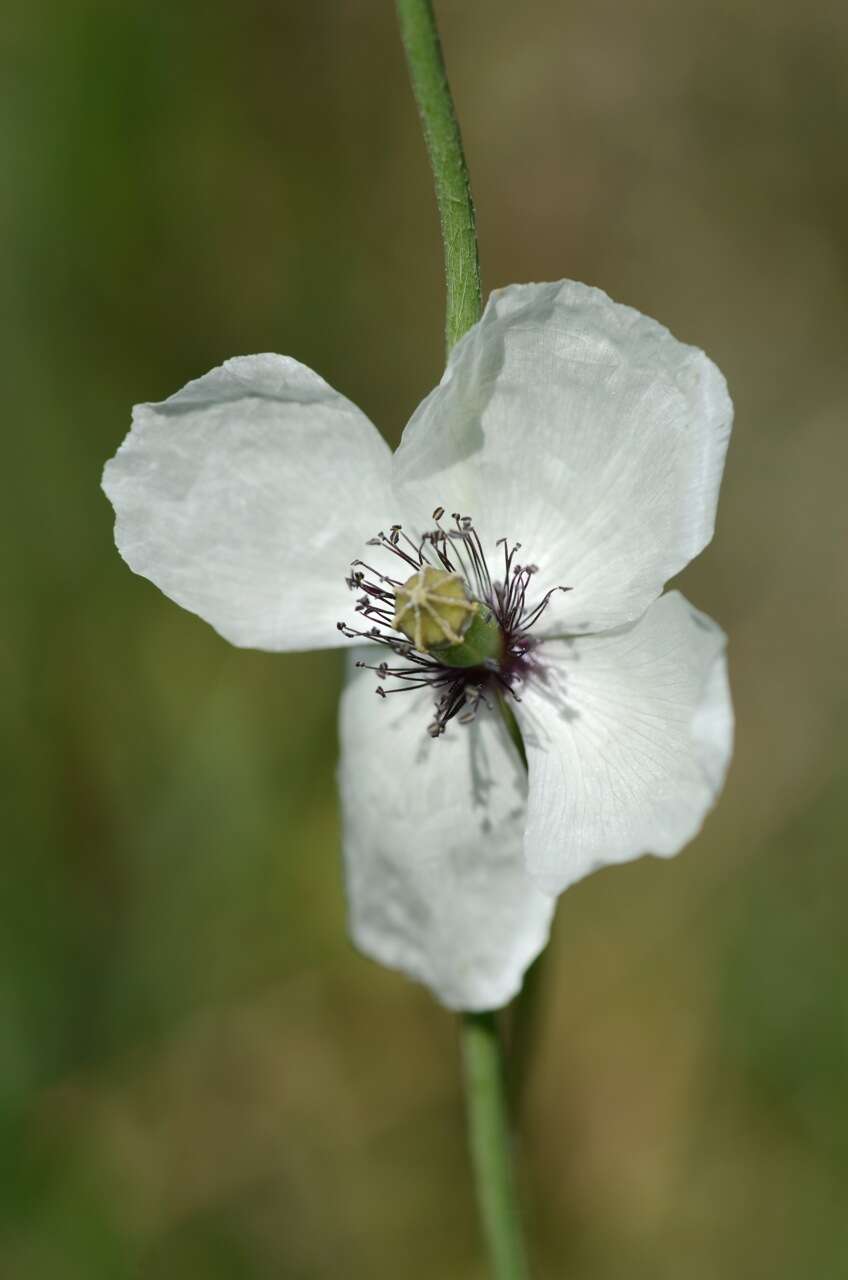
left=103, top=281, right=734, bottom=1011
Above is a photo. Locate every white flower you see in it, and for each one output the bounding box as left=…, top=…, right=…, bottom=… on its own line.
left=102, top=281, right=733, bottom=1011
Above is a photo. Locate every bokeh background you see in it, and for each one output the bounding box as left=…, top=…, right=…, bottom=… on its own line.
left=4, top=1, right=848, bottom=1276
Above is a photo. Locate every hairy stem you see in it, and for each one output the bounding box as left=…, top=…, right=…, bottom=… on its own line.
left=395, top=0, right=482, bottom=352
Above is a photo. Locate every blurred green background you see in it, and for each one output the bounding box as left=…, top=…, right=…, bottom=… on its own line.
left=3, top=1, right=848, bottom=1276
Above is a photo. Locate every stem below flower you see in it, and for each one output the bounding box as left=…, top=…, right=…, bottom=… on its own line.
left=394, top=0, right=482, bottom=353
left=497, top=694, right=529, bottom=771
left=395, top=5, right=533, bottom=1277
left=494, top=698, right=548, bottom=1121
left=461, top=1013, right=532, bottom=1280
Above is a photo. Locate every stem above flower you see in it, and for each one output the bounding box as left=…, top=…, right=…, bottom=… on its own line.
left=394, top=0, right=482, bottom=353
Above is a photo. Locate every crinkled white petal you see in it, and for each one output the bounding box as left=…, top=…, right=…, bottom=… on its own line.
left=339, top=655, right=555, bottom=1011
left=392, top=281, right=732, bottom=635
left=516, top=591, right=733, bottom=895
left=102, top=354, right=393, bottom=651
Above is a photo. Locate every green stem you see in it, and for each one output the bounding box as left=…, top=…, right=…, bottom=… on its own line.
left=496, top=695, right=548, bottom=1119
left=497, top=694, right=528, bottom=771
left=395, top=0, right=482, bottom=353
left=461, top=1013, right=531, bottom=1280
left=395, top=6, right=531, bottom=1275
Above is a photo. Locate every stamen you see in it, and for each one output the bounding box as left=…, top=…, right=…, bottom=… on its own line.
left=339, top=511, right=570, bottom=736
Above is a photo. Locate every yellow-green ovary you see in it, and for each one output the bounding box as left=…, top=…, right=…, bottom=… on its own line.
left=393, top=567, right=477, bottom=652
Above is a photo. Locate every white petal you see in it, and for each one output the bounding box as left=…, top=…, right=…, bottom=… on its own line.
left=339, top=655, right=554, bottom=1011
left=102, top=354, right=393, bottom=651
left=516, top=592, right=733, bottom=895
left=393, top=281, right=732, bottom=635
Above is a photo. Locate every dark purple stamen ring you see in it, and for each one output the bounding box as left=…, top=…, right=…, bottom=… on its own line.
left=338, top=509, right=570, bottom=737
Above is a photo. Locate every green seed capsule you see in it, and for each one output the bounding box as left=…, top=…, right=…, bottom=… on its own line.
left=394, top=567, right=503, bottom=668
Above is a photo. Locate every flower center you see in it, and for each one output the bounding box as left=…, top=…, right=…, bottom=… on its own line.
left=337, top=508, right=569, bottom=737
